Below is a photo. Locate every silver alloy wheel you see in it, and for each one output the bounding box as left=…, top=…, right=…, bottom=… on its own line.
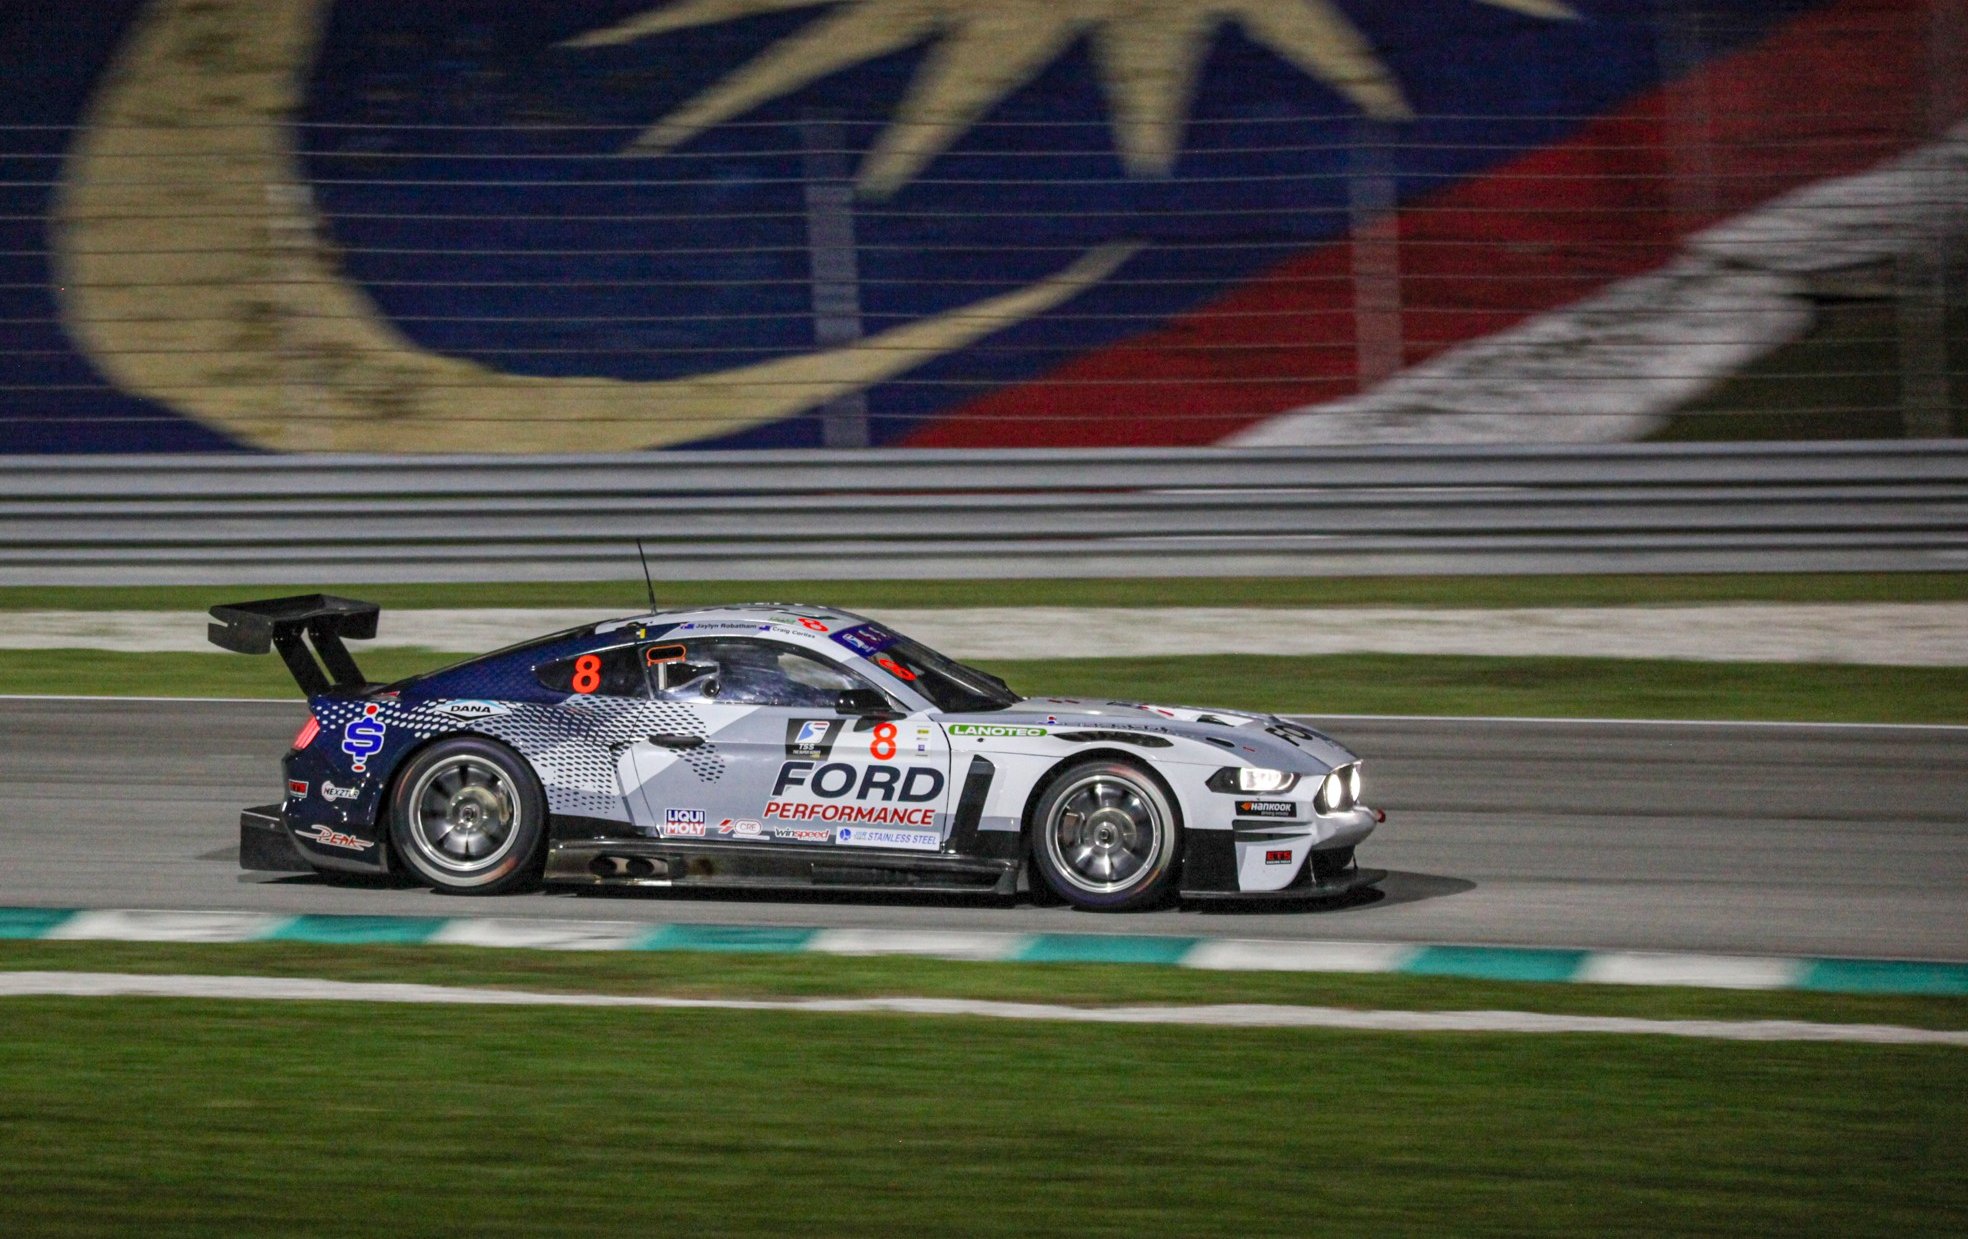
left=1042, top=771, right=1167, bottom=895
left=404, top=755, right=521, bottom=877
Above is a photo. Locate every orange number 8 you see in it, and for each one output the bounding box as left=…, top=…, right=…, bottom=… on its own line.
left=571, top=653, right=602, bottom=694
left=871, top=721, right=897, bottom=761
left=875, top=655, right=916, bottom=681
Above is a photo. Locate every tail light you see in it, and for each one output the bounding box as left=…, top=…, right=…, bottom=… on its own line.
left=292, top=715, right=321, bottom=751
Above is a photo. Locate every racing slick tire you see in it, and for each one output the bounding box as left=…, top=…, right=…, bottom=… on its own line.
left=387, top=736, right=546, bottom=894
left=1029, top=759, right=1183, bottom=911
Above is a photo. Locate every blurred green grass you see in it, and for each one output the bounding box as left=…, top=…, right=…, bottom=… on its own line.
left=0, top=994, right=1960, bottom=1236
left=5, top=648, right=1965, bottom=723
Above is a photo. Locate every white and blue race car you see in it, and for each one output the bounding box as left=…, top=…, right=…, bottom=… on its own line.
left=216, top=595, right=1381, bottom=911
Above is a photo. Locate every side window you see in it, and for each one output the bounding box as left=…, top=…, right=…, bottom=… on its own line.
left=535, top=644, right=649, bottom=697
left=651, top=639, right=872, bottom=708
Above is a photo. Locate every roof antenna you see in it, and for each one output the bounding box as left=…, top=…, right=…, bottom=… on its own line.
left=634, top=539, right=657, bottom=612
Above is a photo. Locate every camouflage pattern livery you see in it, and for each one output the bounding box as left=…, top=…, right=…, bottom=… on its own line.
left=255, top=603, right=1381, bottom=908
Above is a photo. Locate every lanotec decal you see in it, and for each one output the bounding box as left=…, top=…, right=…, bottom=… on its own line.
left=341, top=703, right=386, bottom=773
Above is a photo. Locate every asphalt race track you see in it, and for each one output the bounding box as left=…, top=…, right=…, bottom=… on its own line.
left=2, top=697, right=1963, bottom=960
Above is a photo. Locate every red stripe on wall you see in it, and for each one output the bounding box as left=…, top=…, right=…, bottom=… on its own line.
left=904, top=0, right=1950, bottom=449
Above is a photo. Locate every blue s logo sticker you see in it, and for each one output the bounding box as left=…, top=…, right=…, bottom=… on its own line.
left=341, top=703, right=386, bottom=773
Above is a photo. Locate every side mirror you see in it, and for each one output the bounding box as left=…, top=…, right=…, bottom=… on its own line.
left=835, top=687, right=900, bottom=718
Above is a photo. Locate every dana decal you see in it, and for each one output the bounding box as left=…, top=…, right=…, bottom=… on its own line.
left=321, top=781, right=360, bottom=802
left=341, top=703, right=386, bottom=773
left=838, top=827, right=940, bottom=852
left=431, top=699, right=510, bottom=722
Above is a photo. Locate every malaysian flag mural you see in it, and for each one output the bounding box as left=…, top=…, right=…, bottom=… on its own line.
left=0, top=0, right=1959, bottom=452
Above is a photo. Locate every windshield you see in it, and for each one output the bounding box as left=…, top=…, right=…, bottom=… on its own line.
left=843, top=626, right=1019, bottom=713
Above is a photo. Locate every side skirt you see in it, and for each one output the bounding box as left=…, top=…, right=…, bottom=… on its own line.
left=544, top=834, right=1017, bottom=896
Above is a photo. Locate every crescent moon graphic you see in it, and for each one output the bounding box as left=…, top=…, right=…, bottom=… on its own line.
left=50, top=0, right=1135, bottom=452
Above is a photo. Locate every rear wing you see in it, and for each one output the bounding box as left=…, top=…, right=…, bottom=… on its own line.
left=207, top=595, right=379, bottom=696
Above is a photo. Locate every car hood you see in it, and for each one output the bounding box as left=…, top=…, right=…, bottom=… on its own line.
left=943, top=697, right=1357, bottom=771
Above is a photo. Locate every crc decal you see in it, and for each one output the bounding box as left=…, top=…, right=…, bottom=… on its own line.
left=340, top=703, right=385, bottom=773
left=716, top=818, right=766, bottom=838
left=771, top=761, right=943, bottom=803
left=947, top=723, right=1048, bottom=738
left=294, top=824, right=373, bottom=851
left=1264, top=849, right=1293, bottom=866
left=1236, top=800, right=1298, bottom=819
left=431, top=699, right=510, bottom=722
left=838, top=827, right=940, bottom=852
left=321, top=780, right=360, bottom=802
left=286, top=779, right=308, bottom=798
left=784, top=718, right=845, bottom=760
left=829, top=623, right=896, bottom=657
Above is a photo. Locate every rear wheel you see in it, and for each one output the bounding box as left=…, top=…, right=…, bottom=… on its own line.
left=1029, top=760, right=1182, bottom=911
left=388, top=737, right=545, bottom=894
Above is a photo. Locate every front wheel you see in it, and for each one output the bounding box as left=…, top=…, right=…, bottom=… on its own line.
left=1029, top=760, right=1182, bottom=911
left=388, top=737, right=546, bottom=894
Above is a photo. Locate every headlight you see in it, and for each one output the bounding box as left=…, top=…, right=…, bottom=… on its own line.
left=1238, top=767, right=1297, bottom=793
left=1315, top=763, right=1360, bottom=814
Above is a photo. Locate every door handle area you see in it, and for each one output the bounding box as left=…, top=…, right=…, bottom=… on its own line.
left=647, top=733, right=705, bottom=749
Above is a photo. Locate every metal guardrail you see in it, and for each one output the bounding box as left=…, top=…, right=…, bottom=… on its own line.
left=1, top=442, right=1964, bottom=584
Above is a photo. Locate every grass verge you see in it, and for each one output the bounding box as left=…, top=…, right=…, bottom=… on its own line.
left=3, top=572, right=1966, bottom=612
left=0, top=991, right=1961, bottom=1236
left=7, top=648, right=1966, bottom=724
left=4, top=940, right=1966, bottom=1029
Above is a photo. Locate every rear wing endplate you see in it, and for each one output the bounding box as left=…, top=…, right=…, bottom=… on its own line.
left=207, top=595, right=379, bottom=697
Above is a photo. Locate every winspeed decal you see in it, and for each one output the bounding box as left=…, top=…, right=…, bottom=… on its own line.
left=340, top=703, right=385, bottom=773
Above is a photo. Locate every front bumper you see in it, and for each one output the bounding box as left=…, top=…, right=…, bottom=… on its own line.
left=1179, top=805, right=1383, bottom=898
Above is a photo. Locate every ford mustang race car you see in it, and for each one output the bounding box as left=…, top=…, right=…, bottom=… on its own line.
left=214, top=595, right=1382, bottom=910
